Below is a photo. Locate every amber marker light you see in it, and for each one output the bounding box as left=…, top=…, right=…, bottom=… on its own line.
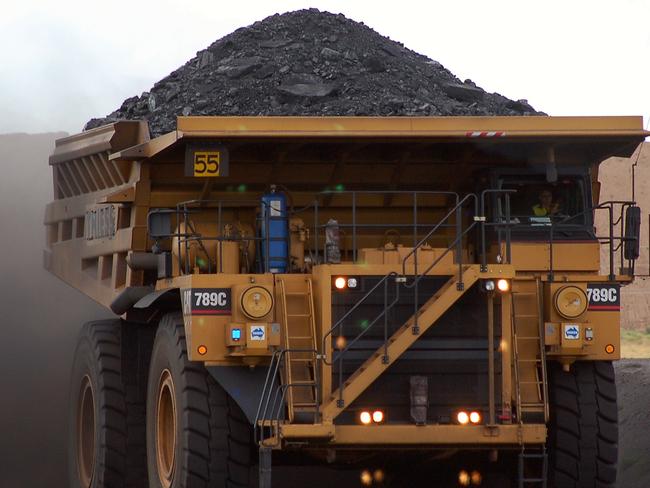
left=457, top=411, right=470, bottom=425
left=360, top=470, right=372, bottom=486
left=373, top=469, right=385, bottom=483
left=605, top=344, right=615, bottom=354
left=497, top=279, right=510, bottom=292
left=334, top=277, right=347, bottom=290
left=469, top=411, right=481, bottom=424
left=360, top=411, right=372, bottom=425
left=197, top=345, right=208, bottom=355
left=372, top=410, right=384, bottom=423
left=458, top=470, right=470, bottom=486
left=470, top=471, right=482, bottom=485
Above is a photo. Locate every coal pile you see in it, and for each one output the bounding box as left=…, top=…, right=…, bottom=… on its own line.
left=86, top=9, right=543, bottom=137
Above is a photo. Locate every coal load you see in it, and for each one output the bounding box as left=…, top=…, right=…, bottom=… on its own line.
left=85, top=9, right=543, bottom=137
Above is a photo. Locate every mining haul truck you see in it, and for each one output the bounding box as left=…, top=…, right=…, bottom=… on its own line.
left=45, top=116, right=647, bottom=488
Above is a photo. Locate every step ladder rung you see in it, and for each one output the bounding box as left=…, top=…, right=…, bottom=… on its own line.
left=514, top=314, right=538, bottom=318
left=287, top=313, right=312, bottom=318
left=517, top=336, right=541, bottom=340
left=285, top=292, right=309, bottom=296
left=288, top=336, right=314, bottom=340
left=517, top=359, right=542, bottom=363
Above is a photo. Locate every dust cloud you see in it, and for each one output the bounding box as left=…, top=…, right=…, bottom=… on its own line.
left=0, top=133, right=111, bottom=486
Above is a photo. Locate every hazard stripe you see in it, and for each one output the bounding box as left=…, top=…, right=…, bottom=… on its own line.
left=466, top=131, right=506, bottom=138
left=588, top=305, right=621, bottom=311
left=192, top=310, right=232, bottom=315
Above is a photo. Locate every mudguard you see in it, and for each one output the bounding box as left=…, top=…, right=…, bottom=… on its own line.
left=207, top=365, right=272, bottom=424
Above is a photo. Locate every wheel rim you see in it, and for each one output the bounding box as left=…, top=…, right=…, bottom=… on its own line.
left=77, top=375, right=95, bottom=487
left=156, top=369, right=177, bottom=487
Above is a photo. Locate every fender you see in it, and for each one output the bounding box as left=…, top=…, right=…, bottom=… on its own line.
left=207, top=365, right=272, bottom=425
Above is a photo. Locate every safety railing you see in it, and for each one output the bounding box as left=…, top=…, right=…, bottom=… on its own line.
left=547, top=201, right=637, bottom=281
left=321, top=192, right=489, bottom=406
left=255, top=348, right=320, bottom=447
left=148, top=199, right=290, bottom=275
left=311, top=190, right=460, bottom=264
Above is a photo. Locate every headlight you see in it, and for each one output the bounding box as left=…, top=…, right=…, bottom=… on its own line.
left=483, top=280, right=495, bottom=292
left=497, top=279, right=510, bottom=292
left=334, top=277, right=347, bottom=290
left=240, top=286, right=273, bottom=319
left=554, top=285, right=588, bottom=319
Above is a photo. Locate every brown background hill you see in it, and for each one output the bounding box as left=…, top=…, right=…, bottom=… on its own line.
left=598, top=142, right=650, bottom=330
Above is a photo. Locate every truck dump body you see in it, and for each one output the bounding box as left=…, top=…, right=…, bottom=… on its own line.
left=47, top=116, right=648, bottom=487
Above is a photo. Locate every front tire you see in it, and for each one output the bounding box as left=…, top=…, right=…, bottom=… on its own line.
left=146, top=314, right=253, bottom=488
left=547, top=361, right=618, bottom=487
left=68, top=320, right=149, bottom=488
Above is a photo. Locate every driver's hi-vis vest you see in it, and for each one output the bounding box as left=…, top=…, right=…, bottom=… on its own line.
left=532, top=204, right=549, bottom=216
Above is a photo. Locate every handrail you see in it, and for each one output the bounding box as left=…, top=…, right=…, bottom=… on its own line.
left=400, top=193, right=477, bottom=277
left=321, top=272, right=399, bottom=366
left=255, top=348, right=320, bottom=446
left=321, top=193, right=483, bottom=406
left=314, top=190, right=460, bottom=263
left=479, top=189, right=516, bottom=270
left=547, top=200, right=636, bottom=281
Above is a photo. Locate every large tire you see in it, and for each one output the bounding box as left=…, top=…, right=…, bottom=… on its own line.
left=547, top=361, right=618, bottom=487
left=146, top=313, right=253, bottom=488
left=68, top=320, right=150, bottom=488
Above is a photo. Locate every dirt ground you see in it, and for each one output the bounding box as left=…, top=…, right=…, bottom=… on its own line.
left=0, top=134, right=648, bottom=487
left=616, top=359, right=650, bottom=488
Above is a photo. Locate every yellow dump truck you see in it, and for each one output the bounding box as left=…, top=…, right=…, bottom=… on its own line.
left=45, top=116, right=648, bottom=488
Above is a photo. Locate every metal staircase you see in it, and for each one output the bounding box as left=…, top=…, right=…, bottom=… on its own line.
left=511, top=277, right=549, bottom=422
left=278, top=277, right=319, bottom=423
left=322, top=266, right=480, bottom=419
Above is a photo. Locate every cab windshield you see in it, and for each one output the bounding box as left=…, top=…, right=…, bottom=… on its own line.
left=498, top=175, right=588, bottom=227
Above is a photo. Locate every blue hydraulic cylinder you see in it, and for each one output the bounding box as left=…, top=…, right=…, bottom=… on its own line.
left=260, top=188, right=289, bottom=273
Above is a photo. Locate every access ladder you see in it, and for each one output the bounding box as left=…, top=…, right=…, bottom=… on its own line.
left=278, top=277, right=319, bottom=423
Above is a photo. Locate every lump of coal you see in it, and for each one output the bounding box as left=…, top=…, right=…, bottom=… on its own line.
left=85, top=9, right=543, bottom=137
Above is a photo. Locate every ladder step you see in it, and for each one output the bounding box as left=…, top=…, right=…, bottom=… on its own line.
left=514, top=314, right=538, bottom=318
left=287, top=313, right=311, bottom=318
left=285, top=292, right=309, bottom=296
left=288, top=336, right=314, bottom=340
left=517, top=336, right=541, bottom=340
left=517, top=359, right=542, bottom=363
left=288, top=358, right=314, bottom=362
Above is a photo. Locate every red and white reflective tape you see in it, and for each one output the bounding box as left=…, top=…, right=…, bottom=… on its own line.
left=465, top=131, right=506, bottom=137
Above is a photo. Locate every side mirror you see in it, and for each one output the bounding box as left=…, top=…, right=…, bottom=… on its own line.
left=624, top=206, right=641, bottom=260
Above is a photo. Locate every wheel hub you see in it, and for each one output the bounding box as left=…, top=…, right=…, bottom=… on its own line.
left=77, top=375, right=95, bottom=487
left=156, top=369, right=177, bottom=487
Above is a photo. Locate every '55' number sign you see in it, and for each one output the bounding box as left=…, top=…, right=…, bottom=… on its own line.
left=193, top=151, right=220, bottom=176
left=184, top=144, right=229, bottom=178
